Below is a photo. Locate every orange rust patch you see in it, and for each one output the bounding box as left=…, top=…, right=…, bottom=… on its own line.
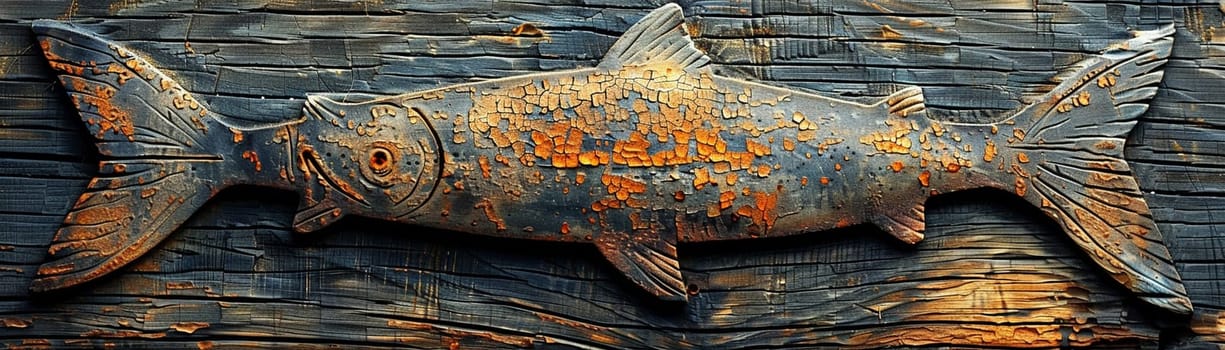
left=800, top=176, right=809, bottom=186
left=1095, top=140, right=1117, bottom=150
left=78, top=86, right=136, bottom=141
left=819, top=176, right=830, bottom=186
left=754, top=164, right=771, bottom=177
left=2, top=318, right=30, bottom=328
left=1015, top=176, right=1028, bottom=196
left=673, top=191, right=686, bottom=201
left=733, top=190, right=780, bottom=234
left=834, top=163, right=842, bottom=171
left=37, top=263, right=75, bottom=276
left=984, top=141, right=997, bottom=162
left=1016, top=152, right=1030, bottom=163
left=170, top=322, right=209, bottom=334
left=945, top=163, right=960, bottom=173
left=880, top=25, right=904, bottom=40
left=560, top=222, right=570, bottom=235
left=836, top=217, right=852, bottom=228
left=889, top=161, right=904, bottom=173
left=693, top=167, right=711, bottom=190
left=1098, top=74, right=1118, bottom=88
left=602, top=174, right=646, bottom=201
left=816, top=138, right=844, bottom=155
left=918, top=170, right=931, bottom=187
left=474, top=199, right=508, bottom=231
left=478, top=155, right=492, bottom=179
left=745, top=139, right=771, bottom=156
left=242, top=151, right=262, bottom=172
left=718, top=191, right=736, bottom=210
left=231, top=129, right=243, bottom=143
left=860, top=126, right=912, bottom=154
left=511, top=22, right=545, bottom=37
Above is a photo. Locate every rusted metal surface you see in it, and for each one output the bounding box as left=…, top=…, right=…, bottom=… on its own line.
left=29, top=4, right=1190, bottom=315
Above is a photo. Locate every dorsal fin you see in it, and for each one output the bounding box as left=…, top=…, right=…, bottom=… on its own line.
left=599, top=4, right=710, bottom=72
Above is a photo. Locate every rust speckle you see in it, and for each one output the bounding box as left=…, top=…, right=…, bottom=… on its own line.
left=198, top=341, right=214, bottom=350
left=945, top=163, right=960, bottom=173
left=918, top=170, right=931, bottom=187
left=560, top=222, right=570, bottom=235
left=1015, top=176, right=1028, bottom=196
left=231, top=129, right=243, bottom=143
left=1016, top=152, right=1030, bottom=163
left=889, top=161, right=904, bottom=172
left=819, top=177, right=830, bottom=186
left=1095, top=140, right=1117, bottom=150
left=673, top=191, right=686, bottom=201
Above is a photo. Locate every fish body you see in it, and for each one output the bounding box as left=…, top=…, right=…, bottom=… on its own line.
left=30, top=5, right=1191, bottom=314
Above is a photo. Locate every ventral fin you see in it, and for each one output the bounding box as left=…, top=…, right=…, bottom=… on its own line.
left=595, top=230, right=686, bottom=301
left=885, top=86, right=928, bottom=118
left=873, top=202, right=927, bottom=244
left=599, top=3, right=711, bottom=73
left=293, top=199, right=346, bottom=233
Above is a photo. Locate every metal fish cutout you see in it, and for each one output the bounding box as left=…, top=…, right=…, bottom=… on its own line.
left=30, top=5, right=1190, bottom=314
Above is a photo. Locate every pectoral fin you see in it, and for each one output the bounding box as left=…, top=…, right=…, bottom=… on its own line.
left=595, top=231, right=686, bottom=301
left=293, top=199, right=346, bottom=233
left=873, top=203, right=927, bottom=244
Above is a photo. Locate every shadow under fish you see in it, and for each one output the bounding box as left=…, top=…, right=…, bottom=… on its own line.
left=28, top=4, right=1190, bottom=314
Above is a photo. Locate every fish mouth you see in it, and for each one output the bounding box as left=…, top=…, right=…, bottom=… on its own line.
left=299, top=146, right=371, bottom=207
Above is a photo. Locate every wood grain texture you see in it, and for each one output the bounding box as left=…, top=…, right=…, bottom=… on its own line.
left=0, top=0, right=1222, bottom=348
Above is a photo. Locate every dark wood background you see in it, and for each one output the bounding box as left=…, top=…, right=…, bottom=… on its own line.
left=1, top=0, right=1222, bottom=348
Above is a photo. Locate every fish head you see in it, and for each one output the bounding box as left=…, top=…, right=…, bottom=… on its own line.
left=292, top=94, right=442, bottom=232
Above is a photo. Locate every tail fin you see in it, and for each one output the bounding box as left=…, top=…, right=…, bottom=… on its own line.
left=986, top=26, right=1190, bottom=314
left=30, top=21, right=226, bottom=292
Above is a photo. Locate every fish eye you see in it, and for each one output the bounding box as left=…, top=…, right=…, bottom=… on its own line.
left=361, top=141, right=402, bottom=188
left=368, top=146, right=394, bottom=176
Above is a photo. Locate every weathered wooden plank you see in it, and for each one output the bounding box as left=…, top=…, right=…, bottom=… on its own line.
left=0, top=0, right=1223, bottom=348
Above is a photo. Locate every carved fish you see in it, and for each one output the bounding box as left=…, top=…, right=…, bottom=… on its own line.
left=30, top=5, right=1190, bottom=314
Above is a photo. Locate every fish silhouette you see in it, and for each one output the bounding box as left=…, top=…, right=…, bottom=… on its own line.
left=30, top=5, right=1189, bottom=314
